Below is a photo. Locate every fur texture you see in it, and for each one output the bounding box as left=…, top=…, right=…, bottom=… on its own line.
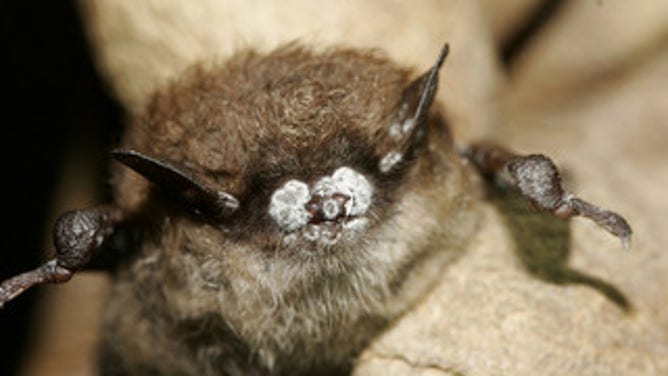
left=103, top=45, right=481, bottom=375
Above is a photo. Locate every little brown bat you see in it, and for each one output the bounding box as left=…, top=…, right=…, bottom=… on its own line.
left=0, top=43, right=631, bottom=375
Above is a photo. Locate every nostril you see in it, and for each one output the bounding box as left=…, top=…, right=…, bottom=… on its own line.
left=305, top=193, right=351, bottom=223
left=321, top=198, right=341, bottom=220
left=305, top=200, right=321, bottom=217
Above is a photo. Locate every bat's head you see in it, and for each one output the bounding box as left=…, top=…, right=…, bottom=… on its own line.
left=109, top=44, right=480, bottom=369
left=113, top=44, right=477, bottom=281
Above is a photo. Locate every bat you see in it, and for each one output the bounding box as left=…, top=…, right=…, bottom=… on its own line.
left=0, top=43, right=631, bottom=375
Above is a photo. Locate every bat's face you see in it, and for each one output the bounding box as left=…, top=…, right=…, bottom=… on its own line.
left=104, top=45, right=481, bottom=373
left=115, top=45, right=462, bottom=255
left=111, top=44, right=481, bottom=299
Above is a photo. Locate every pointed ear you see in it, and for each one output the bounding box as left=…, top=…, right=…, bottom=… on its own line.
left=113, top=150, right=239, bottom=217
left=378, top=44, right=449, bottom=174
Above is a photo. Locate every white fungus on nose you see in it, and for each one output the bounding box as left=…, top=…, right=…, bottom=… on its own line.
left=329, top=167, right=372, bottom=216
left=269, top=167, right=373, bottom=233
left=268, top=180, right=311, bottom=231
left=379, top=150, right=402, bottom=173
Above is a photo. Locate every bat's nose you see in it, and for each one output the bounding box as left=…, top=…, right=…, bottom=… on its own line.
left=305, top=193, right=350, bottom=224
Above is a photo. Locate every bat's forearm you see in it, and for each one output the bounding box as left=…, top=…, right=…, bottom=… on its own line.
left=0, top=206, right=123, bottom=307
left=463, top=142, right=632, bottom=249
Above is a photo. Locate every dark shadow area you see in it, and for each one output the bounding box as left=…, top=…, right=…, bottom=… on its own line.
left=0, top=1, right=123, bottom=374
left=501, top=0, right=567, bottom=66
left=489, top=186, right=631, bottom=312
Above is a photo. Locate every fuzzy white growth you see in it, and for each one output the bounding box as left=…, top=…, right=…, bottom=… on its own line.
left=401, top=117, right=416, bottom=135
left=302, top=224, right=321, bottom=241
left=269, top=180, right=311, bottom=231
left=312, top=176, right=336, bottom=196
left=329, top=167, right=372, bottom=216
left=216, top=191, right=240, bottom=210
left=302, top=224, right=341, bottom=245
left=269, top=167, right=373, bottom=242
left=388, top=121, right=403, bottom=140
left=282, top=233, right=297, bottom=245
left=379, top=150, right=402, bottom=173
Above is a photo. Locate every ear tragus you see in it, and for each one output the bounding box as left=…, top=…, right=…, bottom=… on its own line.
left=113, top=150, right=239, bottom=217
left=378, top=43, right=449, bottom=174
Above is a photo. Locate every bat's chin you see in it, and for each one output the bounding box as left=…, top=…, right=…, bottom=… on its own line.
left=282, top=216, right=369, bottom=247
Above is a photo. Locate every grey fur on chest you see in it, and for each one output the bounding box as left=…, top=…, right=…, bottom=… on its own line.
left=102, top=178, right=479, bottom=375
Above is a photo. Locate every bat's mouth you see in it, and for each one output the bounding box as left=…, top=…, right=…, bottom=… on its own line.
left=269, top=166, right=373, bottom=245
left=299, top=215, right=369, bottom=245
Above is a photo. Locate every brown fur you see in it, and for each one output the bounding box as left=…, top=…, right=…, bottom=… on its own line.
left=104, top=44, right=481, bottom=375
